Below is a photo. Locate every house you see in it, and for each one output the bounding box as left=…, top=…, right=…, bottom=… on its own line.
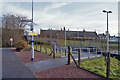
left=40, top=29, right=65, bottom=39
left=109, top=35, right=118, bottom=42
left=98, top=33, right=106, bottom=39
left=40, top=28, right=99, bottom=39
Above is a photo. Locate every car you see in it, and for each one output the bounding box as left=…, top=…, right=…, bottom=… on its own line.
left=88, top=46, right=97, bottom=52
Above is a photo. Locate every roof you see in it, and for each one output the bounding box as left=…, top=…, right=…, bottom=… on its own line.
left=98, top=34, right=106, bottom=37
left=40, top=29, right=98, bottom=38
left=84, top=32, right=98, bottom=38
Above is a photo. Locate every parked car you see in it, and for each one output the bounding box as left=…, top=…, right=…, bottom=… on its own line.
left=88, top=46, right=97, bottom=52
left=71, top=48, right=78, bottom=54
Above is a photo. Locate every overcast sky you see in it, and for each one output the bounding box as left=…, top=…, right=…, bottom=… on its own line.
left=1, top=0, right=119, bottom=36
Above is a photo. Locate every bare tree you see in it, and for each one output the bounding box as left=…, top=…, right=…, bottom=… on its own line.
left=2, top=14, right=28, bottom=29
left=2, top=14, right=29, bottom=47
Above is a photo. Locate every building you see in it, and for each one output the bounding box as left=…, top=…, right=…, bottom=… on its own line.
left=109, top=35, right=118, bottom=42
left=98, top=33, right=106, bottom=39
left=40, top=29, right=99, bottom=39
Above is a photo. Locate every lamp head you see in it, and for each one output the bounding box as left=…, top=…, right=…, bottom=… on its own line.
left=108, top=11, right=112, bottom=13
left=103, top=10, right=107, bottom=13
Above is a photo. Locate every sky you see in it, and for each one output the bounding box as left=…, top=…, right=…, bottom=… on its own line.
left=1, top=0, right=119, bottom=36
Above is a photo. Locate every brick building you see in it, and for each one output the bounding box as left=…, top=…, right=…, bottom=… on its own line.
left=40, top=29, right=99, bottom=39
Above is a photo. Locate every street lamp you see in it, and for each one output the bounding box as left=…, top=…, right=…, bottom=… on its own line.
left=103, top=10, right=112, bottom=78
left=20, top=0, right=34, bottom=61
left=31, top=0, right=34, bottom=61
left=103, top=10, right=112, bottom=53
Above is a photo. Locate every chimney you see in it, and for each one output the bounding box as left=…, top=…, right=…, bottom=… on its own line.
left=83, top=28, right=85, bottom=38
left=61, top=28, right=62, bottom=31
left=64, top=27, right=65, bottom=31
left=83, top=28, right=85, bottom=32
left=94, top=29, right=96, bottom=32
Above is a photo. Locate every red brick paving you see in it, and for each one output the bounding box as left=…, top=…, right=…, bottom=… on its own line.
left=34, top=65, right=103, bottom=78
left=15, top=51, right=52, bottom=63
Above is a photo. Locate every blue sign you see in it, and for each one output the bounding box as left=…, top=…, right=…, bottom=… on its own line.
left=30, top=24, right=33, bottom=31
left=21, top=19, right=32, bottom=22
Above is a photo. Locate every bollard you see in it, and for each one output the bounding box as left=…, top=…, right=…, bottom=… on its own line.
left=36, top=42, right=37, bottom=50
left=40, top=43, right=41, bottom=52
left=56, top=48, right=57, bottom=53
left=65, top=48, right=66, bottom=56
left=45, top=45, right=47, bottom=54
left=95, top=48, right=97, bottom=58
left=60, top=48, right=62, bottom=57
left=53, top=45, right=56, bottom=58
left=88, top=48, right=90, bottom=59
left=68, top=46, right=71, bottom=65
left=78, top=48, right=81, bottom=67
left=28, top=40, right=29, bottom=46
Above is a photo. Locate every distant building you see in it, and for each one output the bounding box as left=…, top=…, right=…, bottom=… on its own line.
left=40, top=28, right=99, bottom=39
left=40, top=29, right=64, bottom=39
left=109, top=35, right=118, bottom=42
left=98, top=33, right=106, bottom=39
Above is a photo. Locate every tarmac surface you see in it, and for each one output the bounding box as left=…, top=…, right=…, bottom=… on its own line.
left=25, top=52, right=102, bottom=73
left=1, top=48, right=103, bottom=79
left=2, top=48, right=37, bottom=79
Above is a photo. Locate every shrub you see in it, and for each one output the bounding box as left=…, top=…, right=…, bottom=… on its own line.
left=15, top=40, right=27, bottom=50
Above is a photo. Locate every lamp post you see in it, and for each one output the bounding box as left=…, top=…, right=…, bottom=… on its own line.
left=103, top=10, right=112, bottom=78
left=31, top=0, right=34, bottom=61
left=103, top=10, right=112, bottom=53
left=20, top=0, right=34, bottom=61
left=119, top=33, right=120, bottom=55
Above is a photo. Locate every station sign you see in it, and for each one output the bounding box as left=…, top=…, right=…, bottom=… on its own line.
left=29, top=32, right=37, bottom=36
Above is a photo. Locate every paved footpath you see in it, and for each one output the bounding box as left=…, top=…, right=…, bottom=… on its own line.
left=25, top=57, right=68, bottom=73
left=2, top=48, right=37, bottom=79
left=25, top=53, right=102, bottom=73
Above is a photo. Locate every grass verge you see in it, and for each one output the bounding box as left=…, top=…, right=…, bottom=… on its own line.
left=79, top=57, right=120, bottom=79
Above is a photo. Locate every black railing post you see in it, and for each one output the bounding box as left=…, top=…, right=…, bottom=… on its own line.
left=40, top=42, right=41, bottom=52
left=45, top=45, right=47, bottom=54
left=36, top=41, right=37, bottom=50
left=68, top=46, right=71, bottom=65
left=53, top=44, right=56, bottom=58
left=78, top=48, right=81, bottom=67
